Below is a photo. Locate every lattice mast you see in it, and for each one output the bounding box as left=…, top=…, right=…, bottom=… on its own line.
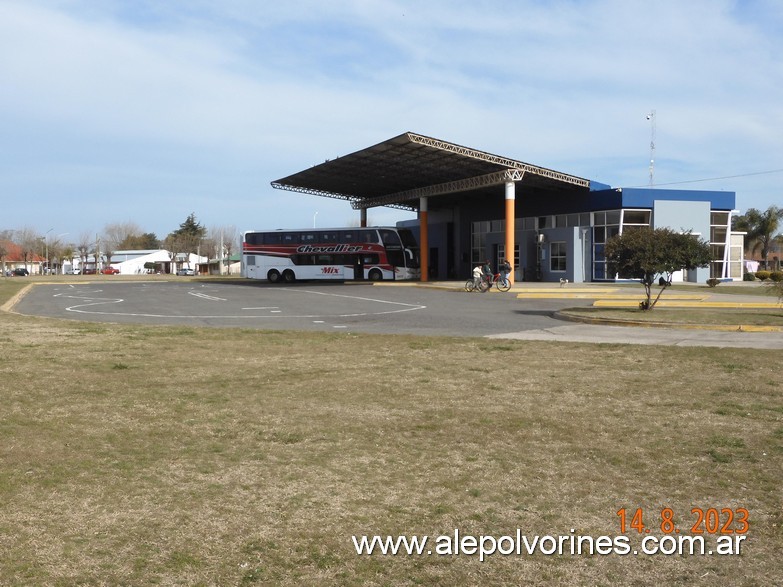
left=647, top=110, right=656, bottom=187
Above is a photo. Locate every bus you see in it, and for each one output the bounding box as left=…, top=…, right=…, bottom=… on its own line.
left=242, top=226, right=420, bottom=283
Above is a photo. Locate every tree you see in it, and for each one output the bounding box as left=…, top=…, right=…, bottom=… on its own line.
left=120, top=232, right=160, bottom=250
left=605, top=227, right=712, bottom=310
left=166, top=213, right=206, bottom=255
left=207, top=224, right=238, bottom=274
left=733, top=206, right=783, bottom=269
left=77, top=232, right=92, bottom=272
left=18, top=227, right=40, bottom=272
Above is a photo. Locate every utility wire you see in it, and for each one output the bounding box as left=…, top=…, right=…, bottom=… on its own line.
left=626, top=168, right=783, bottom=188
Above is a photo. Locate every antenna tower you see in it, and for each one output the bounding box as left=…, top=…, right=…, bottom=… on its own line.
left=647, top=110, right=656, bottom=187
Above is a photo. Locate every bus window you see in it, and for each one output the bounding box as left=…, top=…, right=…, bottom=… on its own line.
left=363, top=254, right=379, bottom=264
left=339, top=230, right=356, bottom=243
left=300, top=232, right=317, bottom=244
left=292, top=254, right=316, bottom=265
left=379, top=229, right=402, bottom=247
left=282, top=233, right=299, bottom=245
left=264, top=233, right=282, bottom=245
left=319, top=231, right=339, bottom=242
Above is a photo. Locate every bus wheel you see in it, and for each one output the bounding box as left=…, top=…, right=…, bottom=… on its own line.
left=282, top=270, right=296, bottom=283
left=368, top=269, right=383, bottom=281
left=267, top=269, right=281, bottom=283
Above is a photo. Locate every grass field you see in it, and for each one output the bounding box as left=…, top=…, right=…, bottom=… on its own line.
left=1, top=278, right=781, bottom=585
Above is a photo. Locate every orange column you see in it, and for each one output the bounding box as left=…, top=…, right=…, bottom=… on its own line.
left=419, top=197, right=429, bottom=282
left=360, top=208, right=367, bottom=228
left=505, top=181, right=515, bottom=284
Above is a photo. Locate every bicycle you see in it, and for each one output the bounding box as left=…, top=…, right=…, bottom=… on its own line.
left=487, top=272, right=512, bottom=292
left=465, top=277, right=487, bottom=292
left=465, top=272, right=511, bottom=292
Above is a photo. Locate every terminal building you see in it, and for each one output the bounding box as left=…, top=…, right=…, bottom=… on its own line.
left=272, top=132, right=742, bottom=283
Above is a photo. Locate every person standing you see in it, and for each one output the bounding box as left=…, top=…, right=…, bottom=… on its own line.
left=500, top=258, right=512, bottom=286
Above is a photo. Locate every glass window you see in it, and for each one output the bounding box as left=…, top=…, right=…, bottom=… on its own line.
left=711, top=227, right=727, bottom=243
left=550, top=242, right=567, bottom=272
left=264, top=233, right=282, bottom=245
left=594, top=211, right=605, bottom=225
left=339, top=231, right=357, bottom=243
left=379, top=229, right=400, bottom=247
left=318, top=231, right=339, bottom=242
left=490, top=220, right=504, bottom=233
left=282, top=233, right=299, bottom=244
left=594, top=226, right=606, bottom=243
left=606, top=210, right=621, bottom=224
left=246, top=255, right=256, bottom=266
left=711, top=212, right=729, bottom=226
left=622, top=210, right=650, bottom=225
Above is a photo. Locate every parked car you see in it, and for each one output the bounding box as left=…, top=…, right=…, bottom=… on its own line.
left=100, top=267, right=120, bottom=275
left=12, top=268, right=30, bottom=276
left=82, top=268, right=97, bottom=275
left=176, top=268, right=196, bottom=276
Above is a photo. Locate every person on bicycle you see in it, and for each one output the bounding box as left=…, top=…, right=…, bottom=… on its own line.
left=481, top=260, right=493, bottom=289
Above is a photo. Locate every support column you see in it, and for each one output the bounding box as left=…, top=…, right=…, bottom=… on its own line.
left=505, top=181, right=515, bottom=284
left=360, top=208, right=367, bottom=228
left=419, top=197, right=429, bottom=282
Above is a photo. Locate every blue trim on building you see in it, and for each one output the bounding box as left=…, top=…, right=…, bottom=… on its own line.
left=589, top=187, right=735, bottom=210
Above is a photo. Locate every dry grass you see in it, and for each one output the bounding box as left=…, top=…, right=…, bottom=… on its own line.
left=0, top=279, right=781, bottom=585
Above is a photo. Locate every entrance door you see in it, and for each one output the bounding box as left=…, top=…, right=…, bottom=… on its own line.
left=353, top=255, right=364, bottom=280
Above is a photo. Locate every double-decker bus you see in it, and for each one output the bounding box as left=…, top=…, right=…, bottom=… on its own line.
left=242, top=226, right=420, bottom=283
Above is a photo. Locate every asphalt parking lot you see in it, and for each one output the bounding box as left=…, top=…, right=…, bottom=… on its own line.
left=11, top=280, right=783, bottom=349
left=14, top=280, right=577, bottom=336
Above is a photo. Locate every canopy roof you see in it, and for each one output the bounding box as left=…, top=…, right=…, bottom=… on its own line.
left=272, top=132, right=591, bottom=212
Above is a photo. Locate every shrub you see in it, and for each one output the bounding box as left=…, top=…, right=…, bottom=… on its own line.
left=706, top=278, right=720, bottom=288
left=743, top=272, right=756, bottom=281
left=755, top=270, right=771, bottom=281
left=771, top=271, right=783, bottom=282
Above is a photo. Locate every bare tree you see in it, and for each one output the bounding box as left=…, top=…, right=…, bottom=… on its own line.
left=18, top=227, right=40, bottom=273
left=103, top=221, right=144, bottom=252
left=77, top=231, right=92, bottom=272
left=208, top=224, right=239, bottom=274
left=0, top=241, right=7, bottom=276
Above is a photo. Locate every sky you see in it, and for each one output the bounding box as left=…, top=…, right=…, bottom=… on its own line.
left=2, top=0, right=782, bottom=245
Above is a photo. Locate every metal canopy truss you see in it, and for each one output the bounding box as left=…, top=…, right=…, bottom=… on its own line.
left=270, top=182, right=415, bottom=211
left=352, top=168, right=525, bottom=209
left=405, top=133, right=588, bottom=188
left=271, top=131, right=590, bottom=212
